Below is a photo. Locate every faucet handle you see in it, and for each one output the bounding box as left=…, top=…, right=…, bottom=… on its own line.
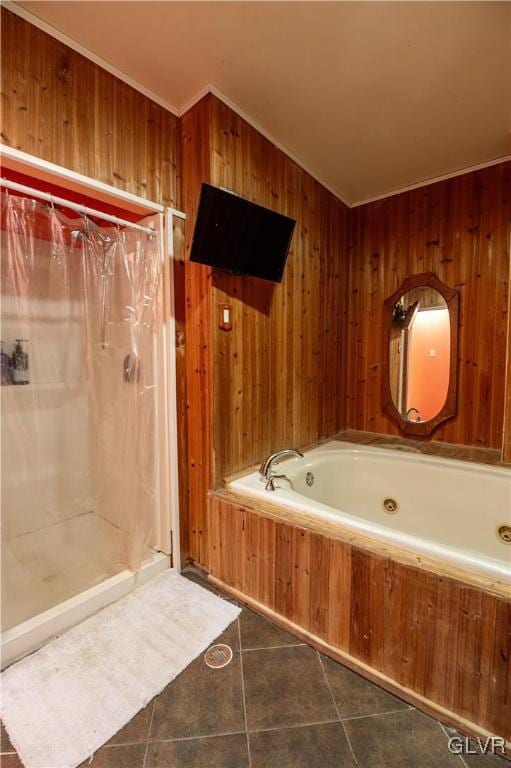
left=265, top=473, right=289, bottom=491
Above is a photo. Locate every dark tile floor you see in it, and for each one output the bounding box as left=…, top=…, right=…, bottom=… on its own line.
left=1, top=569, right=508, bottom=768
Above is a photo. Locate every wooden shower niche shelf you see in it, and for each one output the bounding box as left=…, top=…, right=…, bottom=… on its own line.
left=205, top=489, right=511, bottom=752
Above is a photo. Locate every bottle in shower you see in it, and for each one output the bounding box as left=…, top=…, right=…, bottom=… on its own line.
left=1, top=341, right=13, bottom=385
left=12, top=339, right=29, bottom=385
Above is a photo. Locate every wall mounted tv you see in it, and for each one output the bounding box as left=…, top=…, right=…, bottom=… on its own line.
left=189, top=184, right=296, bottom=283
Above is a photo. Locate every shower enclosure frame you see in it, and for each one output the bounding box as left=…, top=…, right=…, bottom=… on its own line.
left=0, top=146, right=184, bottom=667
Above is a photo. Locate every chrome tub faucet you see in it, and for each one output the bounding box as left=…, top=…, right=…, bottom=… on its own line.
left=259, top=448, right=304, bottom=491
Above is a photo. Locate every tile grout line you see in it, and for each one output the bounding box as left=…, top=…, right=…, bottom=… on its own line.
left=316, top=651, right=359, bottom=767
left=139, top=719, right=344, bottom=744
left=249, top=718, right=341, bottom=735
left=340, top=706, right=415, bottom=723
left=239, top=643, right=305, bottom=652
left=143, top=729, right=248, bottom=745
left=142, top=700, right=156, bottom=768
left=237, top=617, right=252, bottom=768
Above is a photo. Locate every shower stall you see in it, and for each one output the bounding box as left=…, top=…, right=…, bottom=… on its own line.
left=0, top=148, right=183, bottom=667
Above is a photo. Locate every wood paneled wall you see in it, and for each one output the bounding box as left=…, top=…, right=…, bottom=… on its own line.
left=208, top=492, right=511, bottom=744
left=181, top=95, right=349, bottom=563
left=180, top=98, right=213, bottom=564
left=346, top=163, right=511, bottom=450
left=504, top=265, right=511, bottom=463
left=0, top=8, right=179, bottom=207
left=210, top=99, right=348, bottom=480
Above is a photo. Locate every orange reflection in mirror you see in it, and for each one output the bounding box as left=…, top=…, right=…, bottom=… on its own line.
left=407, top=308, right=450, bottom=421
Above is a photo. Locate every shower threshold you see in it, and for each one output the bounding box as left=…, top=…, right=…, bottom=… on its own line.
left=1, top=551, right=170, bottom=669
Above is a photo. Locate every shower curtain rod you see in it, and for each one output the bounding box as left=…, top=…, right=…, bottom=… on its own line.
left=0, top=177, right=157, bottom=234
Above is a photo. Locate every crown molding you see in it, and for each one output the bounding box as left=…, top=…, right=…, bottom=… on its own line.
left=178, top=84, right=212, bottom=118
left=351, top=154, right=511, bottom=208
left=2, top=1, right=180, bottom=116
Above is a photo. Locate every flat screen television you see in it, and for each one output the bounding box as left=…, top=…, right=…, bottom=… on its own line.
left=189, top=183, right=296, bottom=283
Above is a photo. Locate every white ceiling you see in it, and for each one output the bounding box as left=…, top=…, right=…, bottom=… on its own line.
left=15, top=1, right=511, bottom=206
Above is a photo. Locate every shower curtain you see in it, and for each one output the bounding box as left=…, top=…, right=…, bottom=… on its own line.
left=1, top=190, right=163, bottom=627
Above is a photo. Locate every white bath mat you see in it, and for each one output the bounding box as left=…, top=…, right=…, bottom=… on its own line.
left=1, top=571, right=240, bottom=768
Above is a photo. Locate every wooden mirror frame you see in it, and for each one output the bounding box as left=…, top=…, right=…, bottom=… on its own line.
left=382, top=272, right=459, bottom=437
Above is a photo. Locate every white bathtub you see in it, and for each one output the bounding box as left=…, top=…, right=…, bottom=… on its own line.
left=230, top=441, right=511, bottom=584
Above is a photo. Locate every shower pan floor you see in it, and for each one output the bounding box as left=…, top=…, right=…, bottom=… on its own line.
left=1, top=511, right=151, bottom=632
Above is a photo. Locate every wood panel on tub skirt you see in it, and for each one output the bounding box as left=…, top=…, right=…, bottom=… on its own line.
left=207, top=493, right=510, bottom=744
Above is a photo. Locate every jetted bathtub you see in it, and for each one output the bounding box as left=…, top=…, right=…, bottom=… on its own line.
left=230, top=441, right=511, bottom=584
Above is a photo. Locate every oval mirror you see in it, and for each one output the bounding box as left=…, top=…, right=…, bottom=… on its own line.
left=382, top=273, right=459, bottom=437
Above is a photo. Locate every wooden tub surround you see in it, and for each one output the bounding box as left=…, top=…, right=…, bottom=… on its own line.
left=326, top=430, right=506, bottom=467
left=206, top=490, right=511, bottom=753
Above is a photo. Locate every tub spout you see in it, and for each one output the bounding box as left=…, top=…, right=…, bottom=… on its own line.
left=259, top=448, right=304, bottom=488
left=405, top=407, right=422, bottom=422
